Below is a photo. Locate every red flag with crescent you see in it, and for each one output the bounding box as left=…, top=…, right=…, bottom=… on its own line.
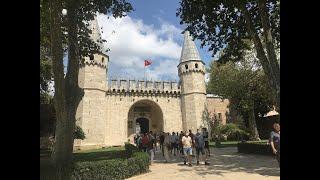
left=144, top=59, right=152, bottom=66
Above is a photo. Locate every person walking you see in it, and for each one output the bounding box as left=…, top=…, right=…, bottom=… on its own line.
left=182, top=132, right=193, bottom=166
left=153, top=132, right=157, bottom=151
left=141, top=133, right=149, bottom=152
left=270, top=123, right=280, bottom=166
left=195, top=129, right=210, bottom=165
left=148, top=131, right=155, bottom=165
left=163, top=132, right=171, bottom=162
left=137, top=134, right=142, bottom=151
left=179, top=131, right=184, bottom=156
left=174, top=132, right=180, bottom=156
left=170, top=132, right=177, bottom=156
left=188, top=129, right=195, bottom=158
left=160, top=132, right=165, bottom=156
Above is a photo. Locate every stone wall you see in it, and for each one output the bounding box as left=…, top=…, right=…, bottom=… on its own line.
left=206, top=96, right=230, bottom=125
left=105, top=90, right=182, bottom=146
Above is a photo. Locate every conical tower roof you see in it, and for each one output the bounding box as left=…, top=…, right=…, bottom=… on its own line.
left=89, top=15, right=105, bottom=52
left=180, top=31, right=201, bottom=63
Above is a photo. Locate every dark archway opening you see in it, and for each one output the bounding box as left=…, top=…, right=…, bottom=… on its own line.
left=136, top=118, right=149, bottom=134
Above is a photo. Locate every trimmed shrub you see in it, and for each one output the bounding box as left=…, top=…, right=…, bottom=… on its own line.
left=72, top=151, right=149, bottom=179
left=237, top=141, right=273, bottom=156
left=221, top=123, right=249, bottom=141
left=74, top=125, right=86, bottom=140
left=125, top=143, right=139, bottom=156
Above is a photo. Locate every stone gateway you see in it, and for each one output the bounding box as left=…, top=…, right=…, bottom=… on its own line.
left=74, top=17, right=229, bottom=149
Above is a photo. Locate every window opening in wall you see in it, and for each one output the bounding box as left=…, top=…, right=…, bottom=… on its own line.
left=218, top=113, right=222, bottom=120
left=102, top=57, right=104, bottom=63
left=89, top=54, right=94, bottom=60
left=195, top=63, right=198, bottom=68
left=185, top=64, right=188, bottom=69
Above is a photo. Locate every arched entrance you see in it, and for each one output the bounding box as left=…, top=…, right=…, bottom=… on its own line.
left=128, top=99, right=163, bottom=139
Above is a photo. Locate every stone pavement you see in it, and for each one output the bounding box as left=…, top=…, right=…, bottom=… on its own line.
left=127, top=147, right=280, bottom=180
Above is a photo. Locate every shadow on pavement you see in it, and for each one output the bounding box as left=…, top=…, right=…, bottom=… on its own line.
left=152, top=147, right=280, bottom=177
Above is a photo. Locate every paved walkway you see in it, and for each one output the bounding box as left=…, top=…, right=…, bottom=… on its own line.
left=127, top=147, right=280, bottom=180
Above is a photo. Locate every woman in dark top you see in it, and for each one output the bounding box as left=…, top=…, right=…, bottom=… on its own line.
left=270, top=123, right=280, bottom=166
left=160, top=132, right=165, bottom=156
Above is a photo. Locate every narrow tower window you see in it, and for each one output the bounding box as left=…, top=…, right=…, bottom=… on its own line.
left=195, top=63, right=198, bottom=68
left=185, top=64, right=188, bottom=70
left=102, top=57, right=104, bottom=63
left=89, top=54, right=94, bottom=60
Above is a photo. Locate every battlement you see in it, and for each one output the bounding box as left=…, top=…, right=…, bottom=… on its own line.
left=80, top=53, right=108, bottom=69
left=178, top=61, right=205, bottom=76
left=108, top=79, right=181, bottom=95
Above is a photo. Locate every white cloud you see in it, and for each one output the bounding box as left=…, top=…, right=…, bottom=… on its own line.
left=97, top=14, right=182, bottom=81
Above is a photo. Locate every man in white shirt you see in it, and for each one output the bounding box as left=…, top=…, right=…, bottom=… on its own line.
left=182, top=132, right=193, bottom=166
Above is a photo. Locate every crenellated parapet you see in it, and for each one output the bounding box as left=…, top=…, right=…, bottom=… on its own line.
left=178, top=60, right=205, bottom=76
left=107, top=79, right=181, bottom=96
left=80, top=53, right=108, bottom=69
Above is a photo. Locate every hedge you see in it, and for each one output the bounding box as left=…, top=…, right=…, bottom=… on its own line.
left=72, top=144, right=149, bottom=179
left=237, top=141, right=273, bottom=156
left=125, top=143, right=140, bottom=156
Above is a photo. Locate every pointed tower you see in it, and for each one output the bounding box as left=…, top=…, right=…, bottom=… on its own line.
left=178, top=31, right=206, bottom=132
left=75, top=15, right=109, bottom=149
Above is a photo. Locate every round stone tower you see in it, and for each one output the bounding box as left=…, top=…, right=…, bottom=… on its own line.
left=178, top=31, right=206, bottom=132
left=75, top=16, right=109, bottom=149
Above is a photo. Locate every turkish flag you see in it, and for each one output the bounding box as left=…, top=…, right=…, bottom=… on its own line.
left=144, top=59, right=152, bottom=66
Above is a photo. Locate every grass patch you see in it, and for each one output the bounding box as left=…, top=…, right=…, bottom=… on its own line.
left=73, top=146, right=127, bottom=162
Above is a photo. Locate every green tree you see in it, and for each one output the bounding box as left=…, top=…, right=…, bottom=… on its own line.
left=73, top=125, right=86, bottom=140
left=207, top=58, right=275, bottom=140
left=211, top=113, right=223, bottom=146
left=177, top=0, right=280, bottom=111
left=44, top=0, right=133, bottom=178
left=40, top=0, right=54, bottom=104
left=201, top=105, right=211, bottom=130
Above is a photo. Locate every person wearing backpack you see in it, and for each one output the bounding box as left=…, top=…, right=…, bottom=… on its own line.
left=141, top=133, right=149, bottom=152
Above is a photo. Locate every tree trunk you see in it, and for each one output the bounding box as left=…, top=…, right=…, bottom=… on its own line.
left=49, top=0, right=84, bottom=179
left=258, top=0, right=280, bottom=111
left=238, top=1, right=280, bottom=112
left=248, top=102, right=260, bottom=141
left=49, top=0, right=72, bottom=179
left=64, top=0, right=84, bottom=172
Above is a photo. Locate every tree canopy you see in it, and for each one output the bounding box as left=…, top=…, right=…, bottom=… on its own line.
left=207, top=56, right=275, bottom=139
left=177, top=0, right=280, bottom=110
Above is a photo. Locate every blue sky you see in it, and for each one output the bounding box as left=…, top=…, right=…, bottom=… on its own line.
left=127, top=0, right=215, bottom=65
left=64, top=0, right=217, bottom=82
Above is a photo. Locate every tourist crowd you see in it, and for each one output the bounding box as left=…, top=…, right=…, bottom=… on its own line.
left=133, top=128, right=211, bottom=166
left=134, top=122, right=280, bottom=167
